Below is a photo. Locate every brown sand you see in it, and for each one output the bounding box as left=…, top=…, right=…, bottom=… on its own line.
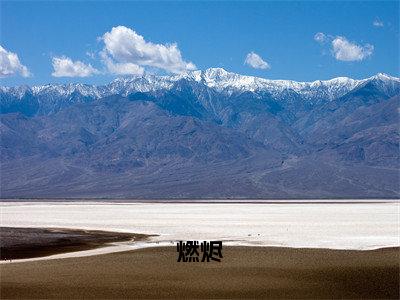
left=0, top=227, right=150, bottom=260
left=1, top=246, right=398, bottom=299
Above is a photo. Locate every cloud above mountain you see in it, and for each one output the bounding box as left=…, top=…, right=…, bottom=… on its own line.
left=51, top=56, right=99, bottom=77
left=0, top=45, right=30, bottom=78
left=100, top=26, right=196, bottom=75
left=331, top=36, right=374, bottom=61
left=314, top=32, right=326, bottom=44
left=100, top=51, right=144, bottom=76
left=244, top=52, right=270, bottom=69
left=372, top=18, right=384, bottom=27
left=315, top=33, right=374, bottom=62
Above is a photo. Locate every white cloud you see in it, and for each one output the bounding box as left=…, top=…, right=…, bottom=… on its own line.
left=314, top=32, right=326, bottom=43
left=100, top=51, right=144, bottom=75
left=331, top=36, right=374, bottom=61
left=86, top=51, right=96, bottom=59
left=373, top=19, right=384, bottom=27
left=51, top=56, right=99, bottom=77
left=0, top=45, right=30, bottom=77
left=244, top=52, right=270, bottom=69
left=101, top=26, right=196, bottom=74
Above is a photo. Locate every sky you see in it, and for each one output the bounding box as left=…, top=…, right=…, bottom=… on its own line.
left=0, top=1, right=399, bottom=86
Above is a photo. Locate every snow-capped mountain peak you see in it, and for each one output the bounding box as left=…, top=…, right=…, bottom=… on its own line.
left=1, top=69, right=399, bottom=103
left=368, top=72, right=400, bottom=83
left=203, top=67, right=230, bottom=79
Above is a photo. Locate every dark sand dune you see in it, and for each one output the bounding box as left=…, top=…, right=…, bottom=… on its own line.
left=1, top=246, right=398, bottom=299
left=0, top=227, right=150, bottom=260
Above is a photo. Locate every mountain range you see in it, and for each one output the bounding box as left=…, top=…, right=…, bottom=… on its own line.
left=1, top=68, right=399, bottom=199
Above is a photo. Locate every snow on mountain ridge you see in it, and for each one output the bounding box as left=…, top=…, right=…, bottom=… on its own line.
left=1, top=68, right=399, bottom=101
left=107, top=68, right=399, bottom=99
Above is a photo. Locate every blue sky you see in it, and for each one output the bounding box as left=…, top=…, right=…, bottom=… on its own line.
left=1, top=1, right=399, bottom=86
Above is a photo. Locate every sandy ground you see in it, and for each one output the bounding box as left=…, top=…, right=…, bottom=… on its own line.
left=1, top=246, right=399, bottom=299
left=1, top=202, right=399, bottom=298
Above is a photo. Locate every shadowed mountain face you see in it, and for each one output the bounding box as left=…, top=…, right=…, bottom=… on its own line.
left=1, top=69, right=399, bottom=199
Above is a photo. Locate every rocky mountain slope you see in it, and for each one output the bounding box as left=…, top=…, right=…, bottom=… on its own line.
left=1, top=69, right=399, bottom=198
